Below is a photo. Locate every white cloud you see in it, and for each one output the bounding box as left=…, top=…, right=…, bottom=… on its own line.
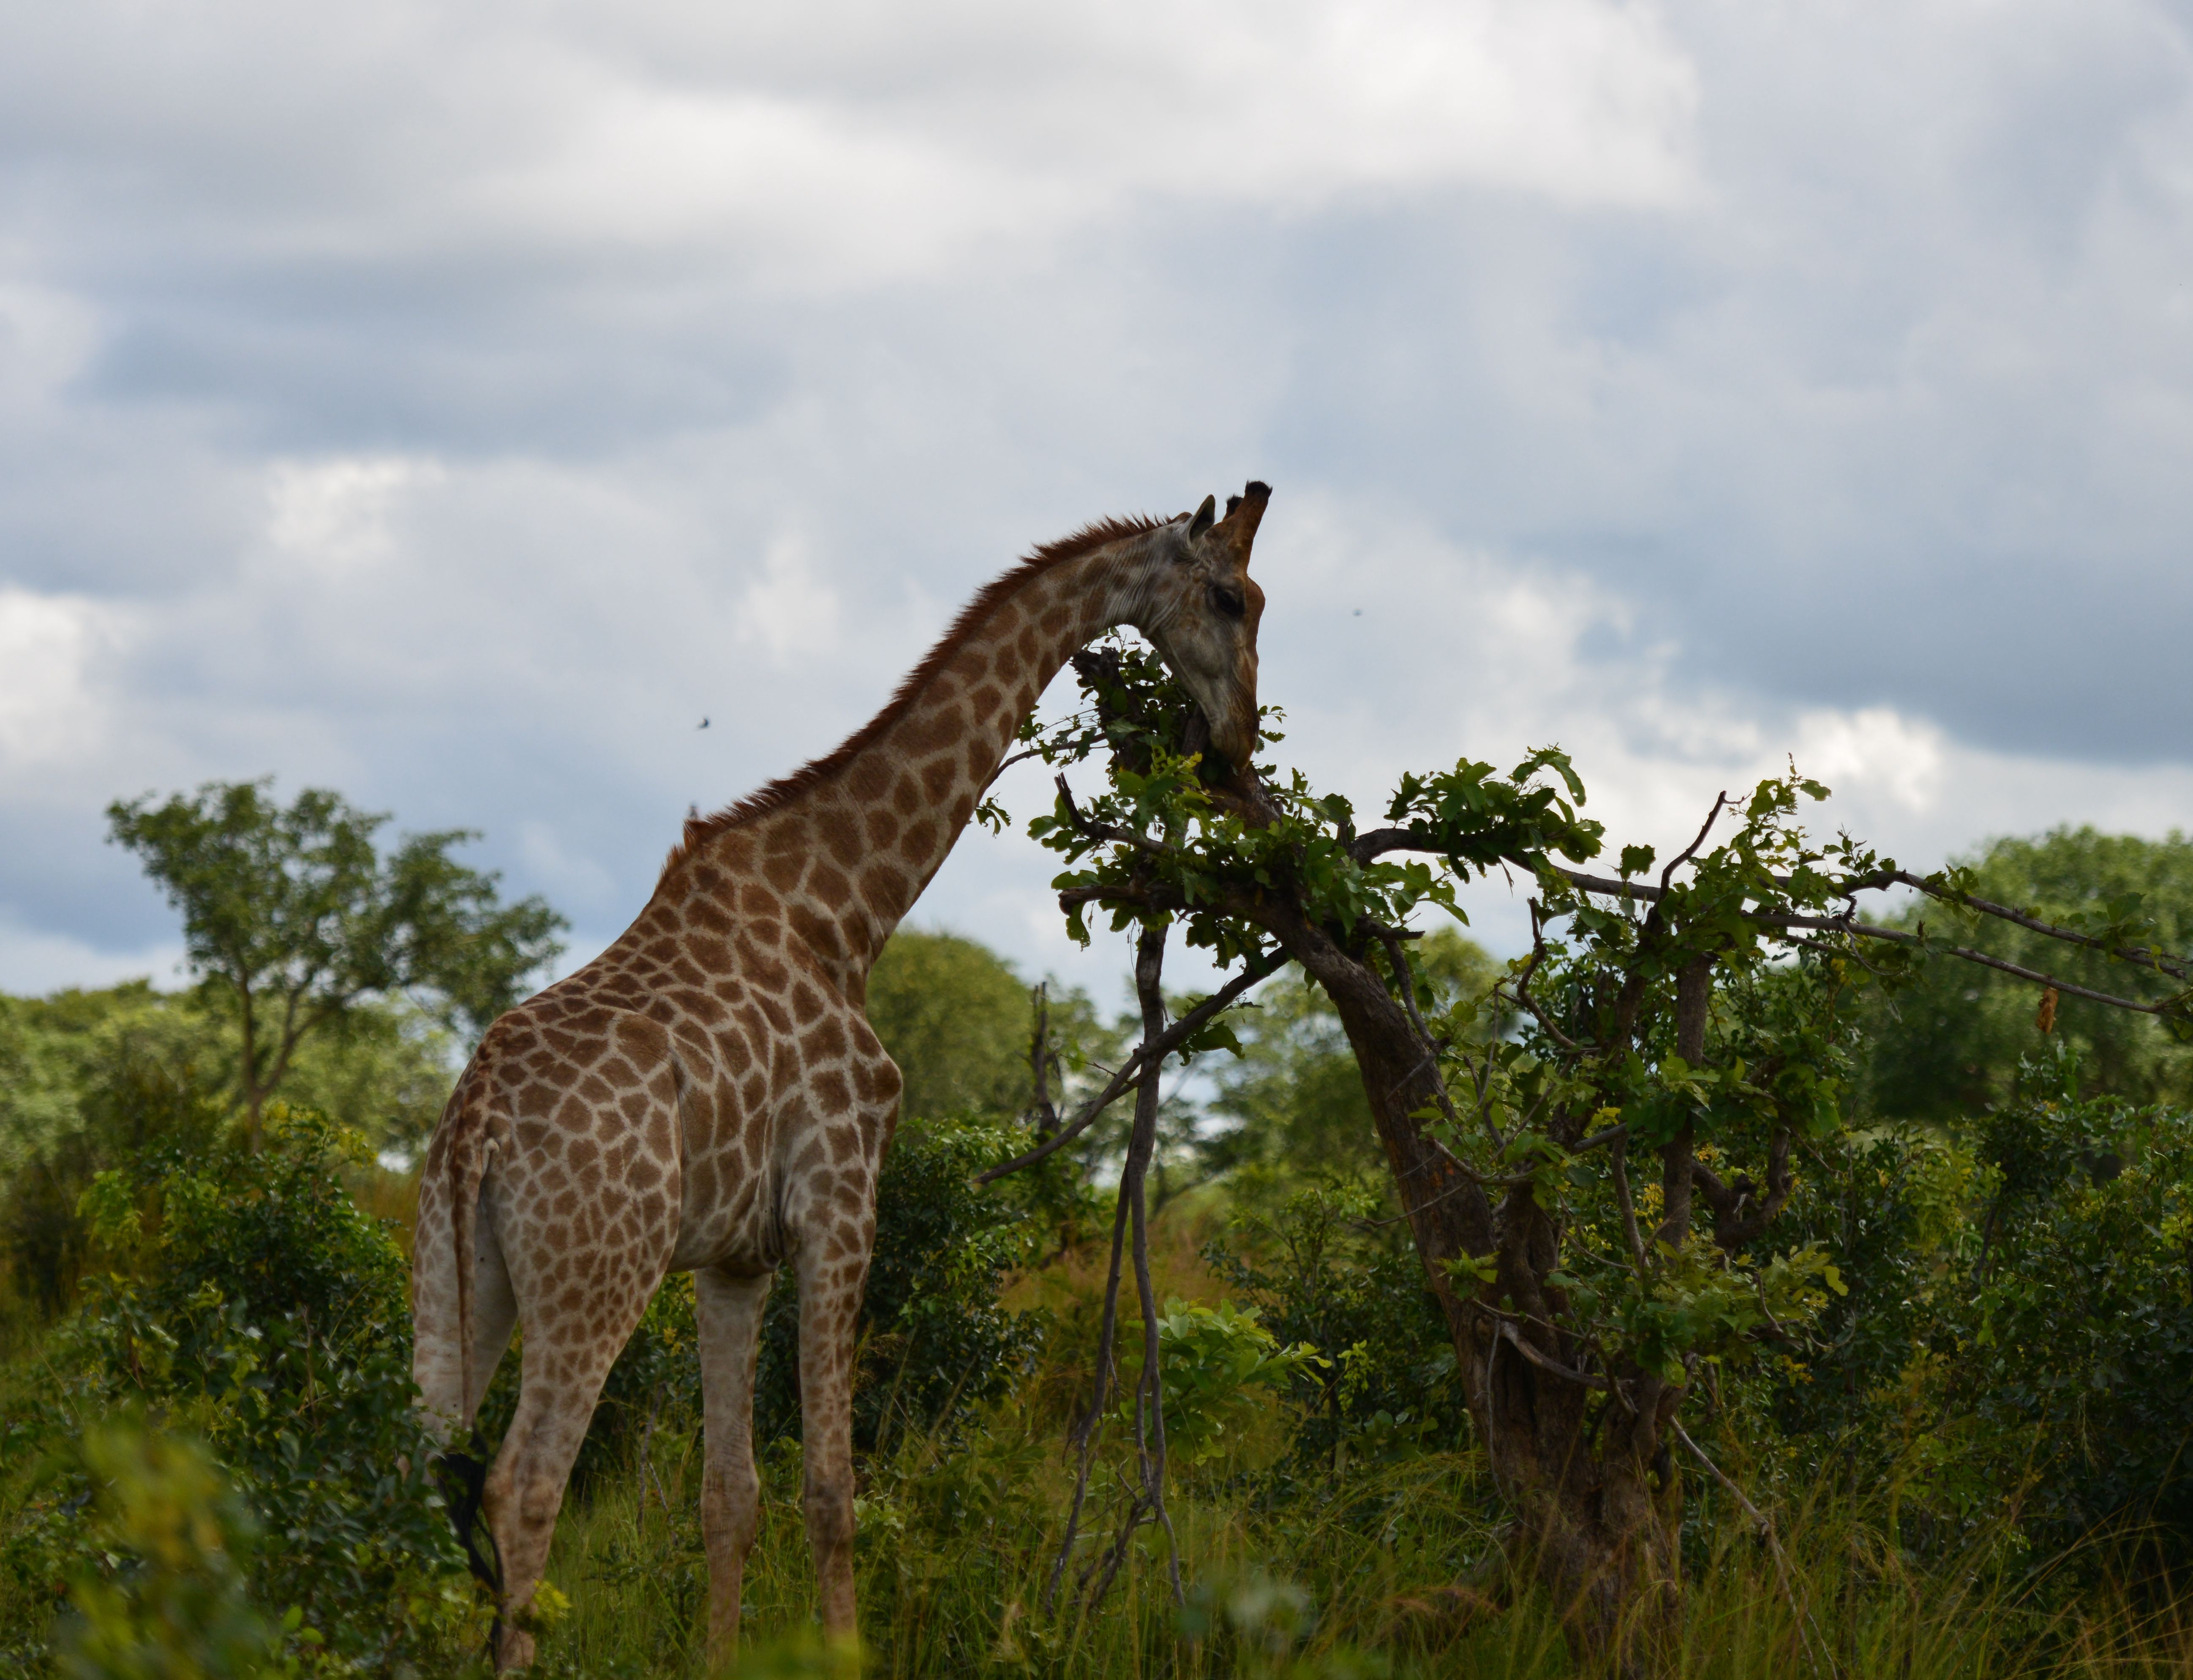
left=736, top=531, right=841, bottom=663
left=264, top=456, right=442, bottom=577
left=0, top=588, right=125, bottom=772
left=0, top=912, right=182, bottom=996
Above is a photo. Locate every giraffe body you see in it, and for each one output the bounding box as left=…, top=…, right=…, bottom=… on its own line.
left=411, top=487, right=1269, bottom=1667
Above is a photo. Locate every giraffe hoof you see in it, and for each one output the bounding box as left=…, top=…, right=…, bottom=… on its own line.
left=495, top=1626, right=537, bottom=1673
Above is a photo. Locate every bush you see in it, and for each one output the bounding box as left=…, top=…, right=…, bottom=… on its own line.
left=1205, top=1174, right=1473, bottom=1476
left=4, top=1105, right=474, bottom=1674
left=1960, top=1062, right=2193, bottom=1565
left=51, top=1421, right=291, bottom=1680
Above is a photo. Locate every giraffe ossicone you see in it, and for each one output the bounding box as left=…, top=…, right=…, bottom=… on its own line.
left=411, top=483, right=1273, bottom=1668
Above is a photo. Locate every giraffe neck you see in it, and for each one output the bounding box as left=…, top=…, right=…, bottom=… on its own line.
left=686, top=543, right=1146, bottom=997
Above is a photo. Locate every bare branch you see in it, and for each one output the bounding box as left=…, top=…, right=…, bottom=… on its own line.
left=1498, top=1321, right=1607, bottom=1390
left=1662, top=791, right=1729, bottom=892
left=1551, top=868, right=2178, bottom=1017
left=1882, top=868, right=2193, bottom=981
left=1053, top=775, right=1180, bottom=860
left=978, top=948, right=1285, bottom=1183
left=1505, top=901, right=1582, bottom=1051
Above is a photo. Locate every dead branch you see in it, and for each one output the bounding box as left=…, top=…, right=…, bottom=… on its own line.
left=980, top=947, right=1285, bottom=1184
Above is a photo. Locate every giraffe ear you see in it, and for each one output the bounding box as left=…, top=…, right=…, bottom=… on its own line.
left=1187, top=494, right=1218, bottom=542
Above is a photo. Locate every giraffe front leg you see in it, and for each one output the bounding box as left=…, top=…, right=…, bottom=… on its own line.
left=795, top=1225, right=871, bottom=1642
left=695, top=1266, right=773, bottom=1662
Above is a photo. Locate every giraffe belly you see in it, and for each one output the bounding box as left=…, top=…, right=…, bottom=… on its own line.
left=664, top=1137, right=782, bottom=1274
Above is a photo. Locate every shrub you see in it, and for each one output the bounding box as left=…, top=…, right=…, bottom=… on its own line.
left=1205, top=1174, right=1473, bottom=1476
left=7, top=1105, right=474, bottom=1674
left=1119, top=1300, right=1322, bottom=1468
left=51, top=1421, right=290, bottom=1680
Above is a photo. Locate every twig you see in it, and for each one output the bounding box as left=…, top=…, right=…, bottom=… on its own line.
left=1880, top=869, right=2193, bottom=981
left=1662, top=792, right=1730, bottom=892
left=982, top=748, right=1042, bottom=794
left=1549, top=870, right=2175, bottom=1018
left=1054, top=775, right=1182, bottom=860
left=980, top=948, right=1284, bottom=1183
left=1051, top=925, right=1184, bottom=1615
left=1610, top=1134, right=1647, bottom=1271
left=1672, top=1419, right=1838, bottom=1678
left=1043, top=1145, right=1134, bottom=1612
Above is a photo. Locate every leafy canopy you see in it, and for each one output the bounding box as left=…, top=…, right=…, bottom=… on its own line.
left=106, top=779, right=565, bottom=1138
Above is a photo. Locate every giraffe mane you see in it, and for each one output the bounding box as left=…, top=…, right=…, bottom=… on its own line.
left=658, top=511, right=1173, bottom=882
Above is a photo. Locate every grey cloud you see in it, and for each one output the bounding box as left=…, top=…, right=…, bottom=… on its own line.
left=4, top=0, right=2193, bottom=988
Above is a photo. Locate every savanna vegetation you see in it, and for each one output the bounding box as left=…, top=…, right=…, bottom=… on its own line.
left=5, top=725, right=2193, bottom=1678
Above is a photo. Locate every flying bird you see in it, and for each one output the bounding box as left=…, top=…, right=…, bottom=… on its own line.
left=698, top=717, right=711, bottom=730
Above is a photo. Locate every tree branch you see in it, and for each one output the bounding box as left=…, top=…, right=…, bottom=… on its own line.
left=1551, top=869, right=2179, bottom=1017
left=979, top=947, right=1285, bottom=1183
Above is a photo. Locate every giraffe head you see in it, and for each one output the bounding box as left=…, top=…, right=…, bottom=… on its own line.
left=1136, top=480, right=1270, bottom=775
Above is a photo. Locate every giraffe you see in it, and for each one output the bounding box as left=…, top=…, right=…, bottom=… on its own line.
left=411, top=482, right=1272, bottom=1668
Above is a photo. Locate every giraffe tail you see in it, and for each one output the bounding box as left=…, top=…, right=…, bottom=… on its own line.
left=411, top=1086, right=509, bottom=1627
left=411, top=1088, right=498, bottom=1446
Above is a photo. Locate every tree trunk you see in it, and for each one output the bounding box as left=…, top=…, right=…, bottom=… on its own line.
left=1256, top=899, right=1683, bottom=1658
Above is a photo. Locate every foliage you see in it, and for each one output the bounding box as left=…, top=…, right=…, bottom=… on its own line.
left=1749, top=1041, right=2193, bottom=1574
left=1752, top=1122, right=1982, bottom=1457
left=1023, top=637, right=1602, bottom=973
left=1860, top=827, right=2193, bottom=1121
left=1, top=986, right=456, bottom=1329
left=866, top=931, right=1118, bottom=1126
left=1, top=1010, right=229, bottom=1325
left=0, top=983, right=456, bottom=1172
left=1114, top=1300, right=1321, bottom=1468
left=3, top=1105, right=473, bottom=1674
left=106, top=778, right=564, bottom=1137
left=1205, top=931, right=1503, bottom=1179
left=1957, top=1054, right=2193, bottom=1563
left=50, top=1421, right=291, bottom=1680
left=1206, top=1175, right=1473, bottom=1474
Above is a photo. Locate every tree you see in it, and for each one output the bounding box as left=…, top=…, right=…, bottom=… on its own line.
left=1011, top=635, right=2188, bottom=1658
left=106, top=779, right=566, bottom=1146
left=864, top=928, right=1120, bottom=1130
left=1860, top=826, right=2193, bottom=1121
left=867, top=931, right=1044, bottom=1122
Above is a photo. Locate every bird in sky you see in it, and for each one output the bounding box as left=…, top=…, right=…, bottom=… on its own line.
left=698, top=717, right=711, bottom=730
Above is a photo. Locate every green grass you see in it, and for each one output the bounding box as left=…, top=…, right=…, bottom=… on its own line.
left=517, top=1413, right=2193, bottom=1680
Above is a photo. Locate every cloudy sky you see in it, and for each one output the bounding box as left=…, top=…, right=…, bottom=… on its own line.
left=5, top=0, right=2193, bottom=1003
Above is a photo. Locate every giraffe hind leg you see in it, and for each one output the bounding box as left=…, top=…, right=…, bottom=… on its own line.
left=483, top=1264, right=664, bottom=1672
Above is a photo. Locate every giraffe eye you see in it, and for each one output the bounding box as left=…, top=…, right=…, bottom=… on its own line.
left=1210, top=583, right=1245, bottom=621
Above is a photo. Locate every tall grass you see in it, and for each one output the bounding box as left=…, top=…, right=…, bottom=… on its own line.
left=522, top=1408, right=2193, bottom=1680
